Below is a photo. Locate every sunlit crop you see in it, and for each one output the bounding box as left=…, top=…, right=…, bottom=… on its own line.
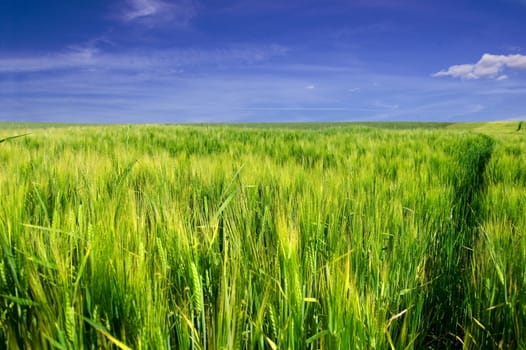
left=0, top=122, right=524, bottom=349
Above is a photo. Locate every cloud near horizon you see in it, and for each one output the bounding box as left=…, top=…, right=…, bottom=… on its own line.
left=433, top=53, right=526, bottom=80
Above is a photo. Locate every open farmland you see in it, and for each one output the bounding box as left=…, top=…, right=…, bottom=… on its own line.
left=0, top=122, right=524, bottom=349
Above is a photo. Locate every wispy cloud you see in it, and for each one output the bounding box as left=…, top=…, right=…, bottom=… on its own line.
left=433, top=53, right=526, bottom=80
left=120, top=0, right=197, bottom=27
left=2, top=68, right=522, bottom=123
left=0, top=47, right=99, bottom=73
left=123, top=0, right=162, bottom=20
left=0, top=44, right=288, bottom=73
left=2, top=44, right=525, bottom=123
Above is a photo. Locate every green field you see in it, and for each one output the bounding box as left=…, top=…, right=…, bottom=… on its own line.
left=0, top=122, right=524, bottom=349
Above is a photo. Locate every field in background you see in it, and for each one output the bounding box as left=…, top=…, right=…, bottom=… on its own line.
left=0, top=122, right=524, bottom=349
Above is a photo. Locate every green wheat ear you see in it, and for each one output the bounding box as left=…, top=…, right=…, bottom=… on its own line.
left=190, top=262, right=204, bottom=313
left=0, top=133, right=31, bottom=144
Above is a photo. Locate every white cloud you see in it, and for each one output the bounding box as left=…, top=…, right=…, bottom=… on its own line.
left=433, top=53, right=526, bottom=80
left=0, top=47, right=100, bottom=73
left=123, top=0, right=161, bottom=20
left=120, top=0, right=197, bottom=27
left=0, top=44, right=288, bottom=73
left=305, top=84, right=315, bottom=89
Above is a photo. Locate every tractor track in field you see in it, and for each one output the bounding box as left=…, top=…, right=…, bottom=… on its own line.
left=423, top=134, right=494, bottom=349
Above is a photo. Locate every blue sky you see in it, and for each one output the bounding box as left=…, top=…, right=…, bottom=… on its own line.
left=1, top=0, right=525, bottom=123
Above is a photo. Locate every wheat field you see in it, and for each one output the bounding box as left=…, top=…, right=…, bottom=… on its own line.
left=0, top=122, right=524, bottom=349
